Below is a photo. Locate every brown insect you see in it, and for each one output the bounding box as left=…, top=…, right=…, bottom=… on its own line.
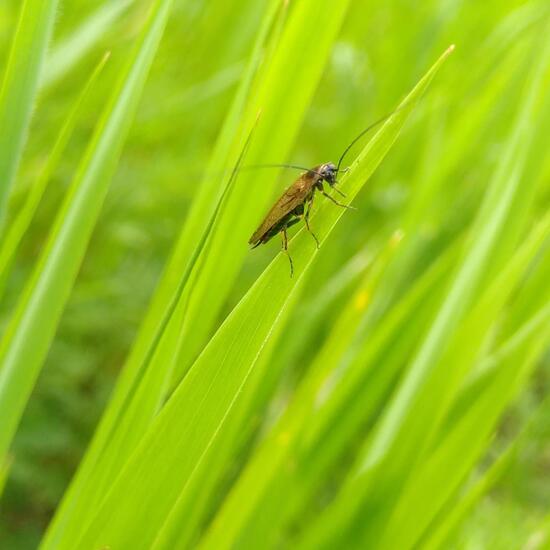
left=249, top=163, right=351, bottom=276
left=248, top=112, right=394, bottom=276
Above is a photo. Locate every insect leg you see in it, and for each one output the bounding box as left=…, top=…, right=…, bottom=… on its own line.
left=332, top=186, right=347, bottom=198
left=281, top=225, right=293, bottom=277
left=304, top=194, right=320, bottom=249
left=321, top=189, right=356, bottom=210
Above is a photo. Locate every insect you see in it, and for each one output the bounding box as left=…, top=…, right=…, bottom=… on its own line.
left=248, top=162, right=351, bottom=276
left=248, top=112, right=395, bottom=276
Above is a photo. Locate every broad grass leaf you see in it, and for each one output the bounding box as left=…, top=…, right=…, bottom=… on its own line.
left=70, top=46, right=454, bottom=550
left=0, top=0, right=174, bottom=490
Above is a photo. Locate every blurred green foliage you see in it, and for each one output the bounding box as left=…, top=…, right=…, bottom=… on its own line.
left=0, top=0, right=548, bottom=548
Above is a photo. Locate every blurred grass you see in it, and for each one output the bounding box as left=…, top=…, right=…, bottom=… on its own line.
left=0, top=0, right=549, bottom=549
left=0, top=0, right=174, bottom=462
left=0, top=52, right=110, bottom=302
left=0, top=0, right=59, bottom=222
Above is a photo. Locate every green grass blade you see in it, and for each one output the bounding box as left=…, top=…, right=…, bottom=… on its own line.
left=1, top=1, right=548, bottom=547
left=169, top=46, right=454, bottom=550
left=40, top=4, right=281, bottom=545
left=196, top=238, right=460, bottom=550
left=265, top=242, right=377, bottom=382
left=440, top=240, right=550, bottom=440
left=397, top=306, right=550, bottom=550
left=67, top=46, right=453, bottom=550
left=42, top=0, right=132, bottom=91
left=146, top=121, right=261, bottom=550
left=122, top=0, right=284, bottom=388
left=40, top=113, right=259, bottom=550
left=152, top=0, right=353, bottom=383
left=99, top=0, right=283, bottom=438
left=46, top=2, right=343, bottom=543
left=0, top=0, right=174, bottom=464
left=156, top=234, right=407, bottom=549
left=378, top=216, right=550, bottom=549
left=0, top=52, right=110, bottom=302
left=422, top=329, right=550, bottom=550
left=296, top=29, right=550, bottom=548
left=0, top=0, right=59, bottom=223
left=363, top=39, right=547, bottom=482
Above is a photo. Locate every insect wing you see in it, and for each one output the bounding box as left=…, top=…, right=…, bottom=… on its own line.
left=249, top=171, right=317, bottom=245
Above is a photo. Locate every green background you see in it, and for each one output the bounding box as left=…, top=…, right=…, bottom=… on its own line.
left=0, top=0, right=548, bottom=548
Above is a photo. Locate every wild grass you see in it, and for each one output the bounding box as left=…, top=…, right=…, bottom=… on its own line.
left=0, top=0, right=549, bottom=548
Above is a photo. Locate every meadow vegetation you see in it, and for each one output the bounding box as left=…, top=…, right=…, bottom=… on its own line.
left=0, top=0, right=549, bottom=548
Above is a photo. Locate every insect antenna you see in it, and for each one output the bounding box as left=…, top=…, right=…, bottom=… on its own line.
left=335, top=105, right=405, bottom=175
left=202, top=106, right=405, bottom=183
left=186, top=163, right=321, bottom=184
left=241, top=163, right=316, bottom=173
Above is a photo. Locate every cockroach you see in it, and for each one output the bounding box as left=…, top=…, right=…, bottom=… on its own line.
left=248, top=111, right=397, bottom=276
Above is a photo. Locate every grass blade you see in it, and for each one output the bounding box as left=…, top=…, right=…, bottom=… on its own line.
left=68, top=46, right=453, bottom=550
left=297, top=28, right=550, bottom=548
left=149, top=0, right=353, bottom=383
left=378, top=216, right=550, bottom=549
left=41, top=113, right=259, bottom=550
left=40, top=3, right=282, bottom=545
left=42, top=0, right=132, bottom=91
left=0, top=52, right=110, bottom=301
left=0, top=0, right=59, bottom=222
left=0, top=0, right=174, bottom=464
left=421, top=315, right=550, bottom=550
left=197, top=237, right=460, bottom=550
